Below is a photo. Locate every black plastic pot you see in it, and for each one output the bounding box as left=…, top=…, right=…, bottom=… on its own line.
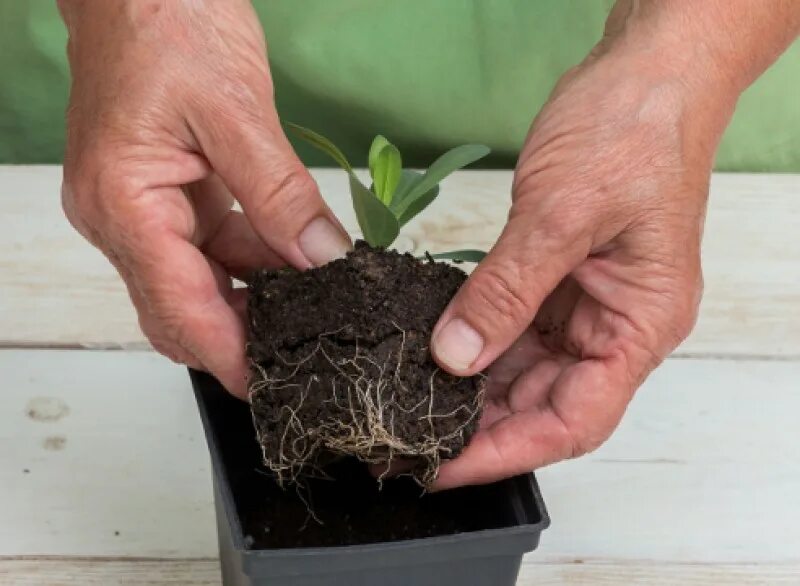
left=191, top=369, right=550, bottom=586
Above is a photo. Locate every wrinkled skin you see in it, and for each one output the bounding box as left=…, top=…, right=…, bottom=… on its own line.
left=58, top=0, right=800, bottom=487
left=58, top=0, right=351, bottom=398
left=430, top=1, right=800, bottom=489
left=430, top=52, right=722, bottom=489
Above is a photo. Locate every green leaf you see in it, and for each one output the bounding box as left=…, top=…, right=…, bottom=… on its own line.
left=391, top=169, right=425, bottom=202
left=285, top=122, right=399, bottom=248
left=368, top=136, right=391, bottom=177
left=392, top=144, right=490, bottom=224
left=284, top=122, right=352, bottom=173
left=425, top=249, right=487, bottom=263
left=368, top=137, right=402, bottom=206
left=396, top=185, right=439, bottom=227
left=349, top=174, right=399, bottom=248
left=389, top=169, right=440, bottom=227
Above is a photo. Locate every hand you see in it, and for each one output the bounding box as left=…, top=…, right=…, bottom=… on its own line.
left=432, top=0, right=800, bottom=489
left=58, top=0, right=351, bottom=398
left=430, top=24, right=740, bottom=489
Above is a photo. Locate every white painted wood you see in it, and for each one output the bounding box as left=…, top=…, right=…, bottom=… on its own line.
left=0, top=350, right=217, bottom=558
left=1, top=162, right=798, bottom=583
left=0, top=558, right=221, bottom=586
left=0, top=166, right=142, bottom=348
left=521, top=561, right=800, bottom=585
left=2, top=558, right=800, bottom=586
left=1, top=166, right=798, bottom=356
left=535, top=357, right=800, bottom=563
left=1, top=350, right=798, bottom=568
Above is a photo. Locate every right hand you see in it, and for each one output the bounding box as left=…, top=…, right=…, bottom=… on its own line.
left=58, top=0, right=352, bottom=398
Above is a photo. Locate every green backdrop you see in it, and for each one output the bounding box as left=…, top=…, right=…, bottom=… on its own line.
left=1, top=1, right=798, bottom=170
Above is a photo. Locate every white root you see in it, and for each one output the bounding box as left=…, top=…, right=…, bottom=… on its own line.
left=249, top=324, right=486, bottom=489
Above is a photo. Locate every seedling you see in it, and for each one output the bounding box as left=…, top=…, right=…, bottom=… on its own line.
left=246, top=125, right=491, bottom=493
left=286, top=123, right=489, bottom=262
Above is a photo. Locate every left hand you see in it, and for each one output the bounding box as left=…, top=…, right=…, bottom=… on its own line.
left=57, top=0, right=350, bottom=398
left=429, top=31, right=738, bottom=489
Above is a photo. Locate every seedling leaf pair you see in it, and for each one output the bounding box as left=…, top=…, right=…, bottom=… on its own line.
left=390, top=144, right=489, bottom=225
left=348, top=173, right=399, bottom=248
left=286, top=122, right=490, bottom=259
left=368, top=136, right=402, bottom=206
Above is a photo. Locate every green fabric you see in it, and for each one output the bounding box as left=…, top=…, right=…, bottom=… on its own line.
left=0, top=1, right=798, bottom=170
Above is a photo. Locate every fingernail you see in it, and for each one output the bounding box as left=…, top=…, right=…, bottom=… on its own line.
left=299, top=217, right=352, bottom=267
left=433, top=318, right=484, bottom=371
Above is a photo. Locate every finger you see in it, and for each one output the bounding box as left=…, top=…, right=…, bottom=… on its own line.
left=205, top=253, right=250, bottom=330
left=433, top=356, right=630, bottom=490
left=133, top=288, right=206, bottom=371
left=183, top=174, right=235, bottom=246
left=434, top=358, right=573, bottom=490
left=63, top=148, right=210, bottom=248
left=203, top=211, right=286, bottom=280
left=570, top=246, right=701, bottom=361
left=189, top=94, right=351, bottom=269
left=476, top=396, right=513, bottom=429
left=140, top=236, right=249, bottom=398
left=505, top=358, right=570, bottom=414
left=533, top=277, right=584, bottom=353
left=110, top=251, right=206, bottom=371
left=432, top=407, right=572, bottom=491
left=109, top=186, right=250, bottom=399
left=484, top=328, right=552, bottom=399
left=228, top=287, right=249, bottom=321
left=185, top=174, right=285, bottom=278
left=431, top=208, right=592, bottom=375
left=481, top=354, right=577, bottom=431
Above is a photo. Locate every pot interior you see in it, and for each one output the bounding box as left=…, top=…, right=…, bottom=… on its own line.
left=194, top=370, right=543, bottom=550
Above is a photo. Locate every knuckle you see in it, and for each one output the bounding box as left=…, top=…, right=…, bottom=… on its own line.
left=196, top=71, right=274, bottom=142
left=149, top=303, right=195, bottom=353
left=205, top=89, right=264, bottom=135
left=62, top=161, right=95, bottom=217
left=60, top=180, right=90, bottom=239
left=65, top=151, right=143, bottom=217
left=222, top=76, right=272, bottom=119
left=510, top=186, right=594, bottom=249
left=144, top=291, right=209, bottom=360
left=562, top=416, right=613, bottom=460
left=132, top=295, right=189, bottom=365
left=251, top=166, right=319, bottom=224
left=671, top=287, right=702, bottom=344
left=468, top=261, right=534, bottom=327
left=94, top=162, right=144, bottom=202
left=660, top=269, right=703, bottom=350
left=535, top=207, right=587, bottom=247
left=206, top=42, right=273, bottom=104
left=146, top=336, right=183, bottom=365
left=673, top=310, right=697, bottom=343
left=570, top=430, right=605, bottom=459
left=62, top=160, right=109, bottom=247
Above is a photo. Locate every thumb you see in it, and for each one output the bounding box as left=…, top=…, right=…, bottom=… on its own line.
left=431, top=212, right=591, bottom=375
left=191, top=103, right=351, bottom=270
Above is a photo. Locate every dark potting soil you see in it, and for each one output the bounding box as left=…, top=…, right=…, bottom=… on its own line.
left=196, top=372, right=519, bottom=549
left=247, top=242, right=486, bottom=486
left=240, top=457, right=513, bottom=548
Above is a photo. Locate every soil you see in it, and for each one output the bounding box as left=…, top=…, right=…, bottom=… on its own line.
left=247, top=242, right=486, bottom=487
left=194, top=370, right=519, bottom=549
left=240, top=457, right=511, bottom=548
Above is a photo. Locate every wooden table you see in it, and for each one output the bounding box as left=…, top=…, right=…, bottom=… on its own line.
left=1, top=166, right=798, bottom=584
